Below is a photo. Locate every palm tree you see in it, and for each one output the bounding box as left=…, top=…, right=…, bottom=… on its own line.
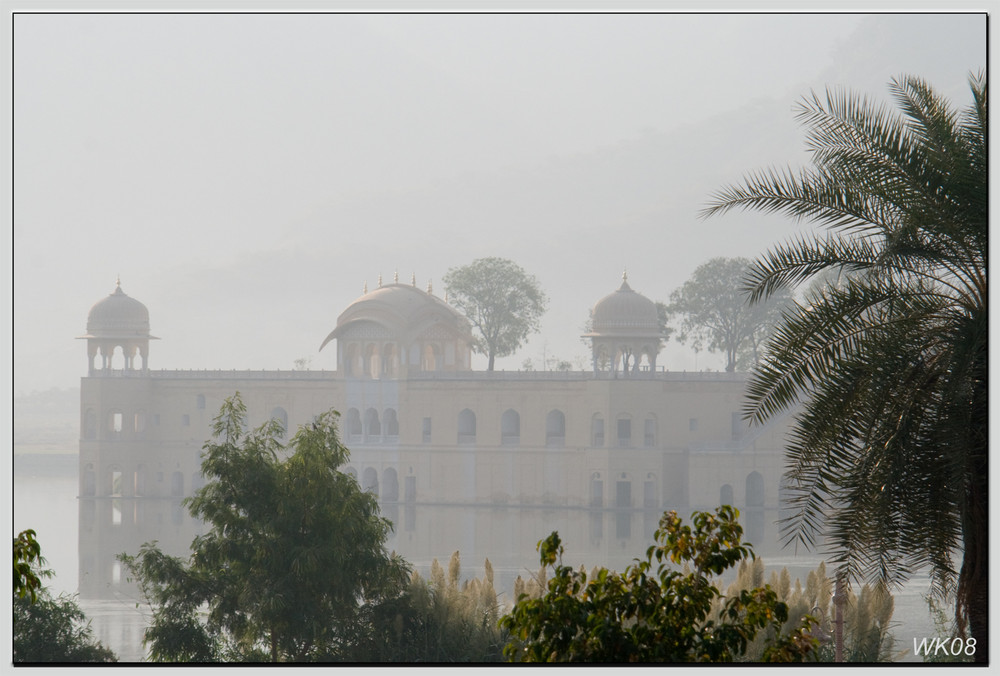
left=703, top=74, right=986, bottom=662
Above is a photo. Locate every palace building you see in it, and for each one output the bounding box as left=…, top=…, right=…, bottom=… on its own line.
left=77, top=273, right=791, bottom=599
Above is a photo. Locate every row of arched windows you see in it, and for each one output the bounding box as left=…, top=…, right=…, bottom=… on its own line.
left=341, top=342, right=452, bottom=378
left=343, top=407, right=661, bottom=448
left=81, top=463, right=206, bottom=498
left=87, top=342, right=148, bottom=372
left=82, top=399, right=291, bottom=442
left=719, top=471, right=766, bottom=508
left=343, top=465, right=416, bottom=503
left=344, top=408, right=399, bottom=442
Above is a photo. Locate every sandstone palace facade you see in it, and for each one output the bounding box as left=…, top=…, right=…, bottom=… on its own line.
left=77, top=274, right=792, bottom=599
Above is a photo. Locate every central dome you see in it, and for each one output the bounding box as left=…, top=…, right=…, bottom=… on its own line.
left=319, top=282, right=472, bottom=351
left=588, top=274, right=660, bottom=337
left=84, top=281, right=153, bottom=338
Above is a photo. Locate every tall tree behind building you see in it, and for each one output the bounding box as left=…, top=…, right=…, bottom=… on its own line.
left=665, top=257, right=792, bottom=372
left=443, top=257, right=548, bottom=371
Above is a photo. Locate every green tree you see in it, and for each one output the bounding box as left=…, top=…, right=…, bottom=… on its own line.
left=13, top=530, right=117, bottom=662
left=14, top=529, right=45, bottom=605
left=14, top=592, right=117, bottom=663
left=500, top=507, right=818, bottom=663
left=443, top=257, right=548, bottom=371
left=120, top=393, right=410, bottom=662
left=704, top=74, right=986, bottom=661
left=666, top=257, right=792, bottom=372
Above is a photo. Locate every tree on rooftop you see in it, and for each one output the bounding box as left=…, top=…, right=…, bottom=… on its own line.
left=665, top=257, right=793, bottom=372
left=443, top=257, right=548, bottom=371
left=704, top=73, right=987, bottom=661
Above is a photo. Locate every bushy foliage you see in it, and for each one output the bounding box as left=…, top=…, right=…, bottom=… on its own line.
left=500, top=507, right=818, bottom=663
left=13, top=529, right=116, bottom=663
left=346, top=552, right=507, bottom=662
left=14, top=592, right=117, bottom=663
left=120, top=393, right=410, bottom=662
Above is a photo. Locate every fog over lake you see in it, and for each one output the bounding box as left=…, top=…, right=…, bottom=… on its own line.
left=11, top=8, right=986, bottom=666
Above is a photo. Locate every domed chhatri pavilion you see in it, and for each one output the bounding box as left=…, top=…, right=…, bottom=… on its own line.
left=584, top=271, right=663, bottom=375
left=79, top=277, right=158, bottom=373
left=76, top=273, right=790, bottom=600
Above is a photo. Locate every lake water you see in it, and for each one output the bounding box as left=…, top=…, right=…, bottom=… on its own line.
left=14, top=453, right=940, bottom=663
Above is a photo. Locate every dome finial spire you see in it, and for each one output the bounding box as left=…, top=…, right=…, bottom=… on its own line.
left=363, top=280, right=368, bottom=294
left=378, top=273, right=383, bottom=288
left=622, top=267, right=628, bottom=283
left=394, top=269, right=399, bottom=284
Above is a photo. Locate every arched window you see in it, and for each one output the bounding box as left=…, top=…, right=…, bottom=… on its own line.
left=171, top=471, right=184, bottom=497
left=384, top=409, right=399, bottom=438
left=362, top=467, right=379, bottom=496
left=615, top=476, right=632, bottom=508
left=590, top=472, right=603, bottom=508
left=594, top=344, right=611, bottom=372
left=82, top=463, right=96, bottom=497
left=366, top=344, right=380, bottom=378
left=616, top=415, right=632, bottom=448
left=344, top=466, right=358, bottom=481
left=457, top=409, right=476, bottom=444
left=382, top=344, right=398, bottom=378
left=134, top=410, right=147, bottom=438
left=109, top=468, right=123, bottom=497
left=108, top=410, right=123, bottom=437
left=196, top=394, right=206, bottom=410
left=382, top=468, right=399, bottom=501
left=422, top=344, right=441, bottom=372
left=365, top=408, right=381, bottom=440
left=83, top=409, right=97, bottom=440
left=109, top=345, right=124, bottom=370
left=343, top=343, right=359, bottom=376
left=546, top=410, right=566, bottom=447
left=501, top=409, right=520, bottom=446
left=346, top=408, right=362, bottom=441
left=746, top=472, right=765, bottom=507
left=720, top=483, right=734, bottom=507
left=643, top=473, right=658, bottom=509
left=133, top=465, right=146, bottom=496
left=591, top=415, right=605, bottom=447
left=270, top=407, right=288, bottom=437
left=643, top=415, right=657, bottom=447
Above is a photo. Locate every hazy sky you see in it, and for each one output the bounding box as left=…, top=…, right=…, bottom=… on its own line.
left=12, top=11, right=987, bottom=394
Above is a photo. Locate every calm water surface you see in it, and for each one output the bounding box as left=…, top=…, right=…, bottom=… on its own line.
left=14, top=453, right=939, bottom=663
